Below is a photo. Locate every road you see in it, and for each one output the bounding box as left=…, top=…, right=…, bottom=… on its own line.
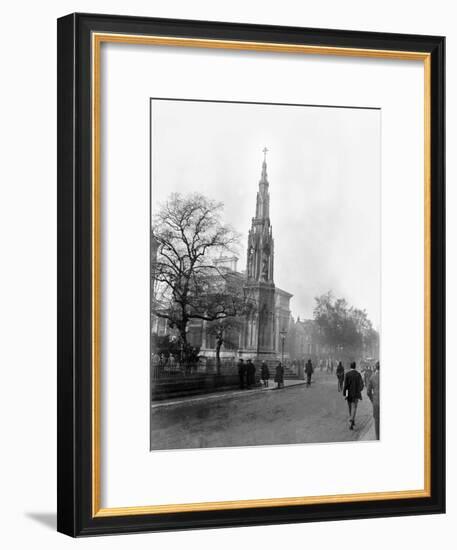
left=150, top=372, right=375, bottom=450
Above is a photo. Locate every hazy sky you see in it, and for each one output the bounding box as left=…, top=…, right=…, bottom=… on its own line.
left=151, top=99, right=380, bottom=328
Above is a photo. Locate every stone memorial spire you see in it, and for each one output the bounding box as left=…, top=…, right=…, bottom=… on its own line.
left=246, top=148, right=275, bottom=284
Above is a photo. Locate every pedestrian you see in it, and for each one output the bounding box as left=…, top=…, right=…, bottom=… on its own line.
left=246, top=359, right=256, bottom=389
left=261, top=361, right=270, bottom=388
left=360, top=365, right=366, bottom=384
left=237, top=358, right=246, bottom=389
left=274, top=362, right=284, bottom=389
left=364, top=365, right=373, bottom=388
left=336, top=361, right=345, bottom=392
left=367, top=361, right=380, bottom=439
left=343, top=361, right=364, bottom=430
left=169, top=354, right=176, bottom=370
left=305, top=359, right=314, bottom=387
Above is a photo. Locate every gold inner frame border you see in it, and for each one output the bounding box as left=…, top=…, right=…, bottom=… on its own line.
left=91, top=32, right=431, bottom=517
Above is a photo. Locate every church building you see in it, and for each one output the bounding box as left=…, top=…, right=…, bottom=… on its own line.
left=151, top=150, right=294, bottom=363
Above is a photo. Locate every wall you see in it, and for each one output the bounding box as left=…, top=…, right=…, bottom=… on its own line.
left=0, top=1, right=453, bottom=549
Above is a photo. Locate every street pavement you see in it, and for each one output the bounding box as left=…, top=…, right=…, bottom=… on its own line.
left=150, top=372, right=376, bottom=450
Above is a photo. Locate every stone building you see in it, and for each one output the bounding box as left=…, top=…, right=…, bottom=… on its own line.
left=286, top=317, right=321, bottom=361
left=151, top=151, right=294, bottom=363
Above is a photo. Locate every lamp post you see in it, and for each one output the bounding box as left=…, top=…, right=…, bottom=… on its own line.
left=279, top=330, right=287, bottom=364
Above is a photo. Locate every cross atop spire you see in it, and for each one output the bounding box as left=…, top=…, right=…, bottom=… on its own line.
left=262, top=147, right=268, bottom=162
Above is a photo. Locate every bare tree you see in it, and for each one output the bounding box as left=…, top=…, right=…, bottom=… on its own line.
left=203, top=273, right=256, bottom=373
left=151, top=192, right=241, bottom=362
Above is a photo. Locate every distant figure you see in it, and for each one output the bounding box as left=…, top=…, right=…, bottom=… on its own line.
left=246, top=359, right=256, bottom=389
left=364, top=366, right=373, bottom=388
left=336, top=361, right=345, bottom=392
left=274, top=362, right=284, bottom=389
left=343, top=362, right=364, bottom=430
left=330, top=360, right=334, bottom=375
left=261, top=361, right=270, bottom=388
left=360, top=365, right=366, bottom=384
left=305, top=359, right=314, bottom=387
left=237, top=358, right=246, bottom=389
left=367, top=361, right=380, bottom=439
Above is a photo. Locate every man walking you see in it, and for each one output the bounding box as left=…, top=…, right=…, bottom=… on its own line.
left=343, top=362, right=364, bottom=430
left=237, top=358, right=246, bottom=389
left=367, top=361, right=380, bottom=439
left=305, top=359, right=314, bottom=387
left=336, top=361, right=345, bottom=392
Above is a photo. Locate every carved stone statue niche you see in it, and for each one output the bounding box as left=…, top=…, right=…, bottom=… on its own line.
left=248, top=246, right=255, bottom=278
left=261, top=256, right=269, bottom=281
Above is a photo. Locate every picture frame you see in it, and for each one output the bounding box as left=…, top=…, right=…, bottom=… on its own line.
left=57, top=12, right=445, bottom=536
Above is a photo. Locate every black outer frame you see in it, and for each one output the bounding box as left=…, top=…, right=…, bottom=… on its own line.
left=57, top=12, right=445, bottom=537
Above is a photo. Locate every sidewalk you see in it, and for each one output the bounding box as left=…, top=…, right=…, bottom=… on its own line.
left=359, top=416, right=376, bottom=441
left=151, top=378, right=306, bottom=409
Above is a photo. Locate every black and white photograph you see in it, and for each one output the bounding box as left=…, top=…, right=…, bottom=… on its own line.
left=150, top=99, right=381, bottom=450
left=0, top=0, right=449, bottom=543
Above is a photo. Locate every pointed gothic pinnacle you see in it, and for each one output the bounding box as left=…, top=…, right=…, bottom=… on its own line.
left=260, top=147, right=269, bottom=184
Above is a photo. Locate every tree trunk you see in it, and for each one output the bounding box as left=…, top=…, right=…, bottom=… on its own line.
left=178, top=323, right=189, bottom=368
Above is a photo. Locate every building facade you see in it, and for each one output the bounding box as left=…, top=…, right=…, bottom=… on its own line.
left=151, top=151, right=294, bottom=364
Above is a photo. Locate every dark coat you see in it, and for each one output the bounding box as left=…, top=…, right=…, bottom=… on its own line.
left=274, top=364, right=284, bottom=383
left=238, top=361, right=246, bottom=376
left=336, top=364, right=345, bottom=378
left=343, top=369, right=364, bottom=400
left=305, top=361, right=314, bottom=374
left=261, top=363, right=270, bottom=380
left=246, top=362, right=256, bottom=384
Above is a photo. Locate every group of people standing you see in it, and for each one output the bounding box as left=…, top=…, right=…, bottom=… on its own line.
left=237, top=359, right=257, bottom=390
left=336, top=360, right=380, bottom=438
left=237, top=359, right=286, bottom=390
